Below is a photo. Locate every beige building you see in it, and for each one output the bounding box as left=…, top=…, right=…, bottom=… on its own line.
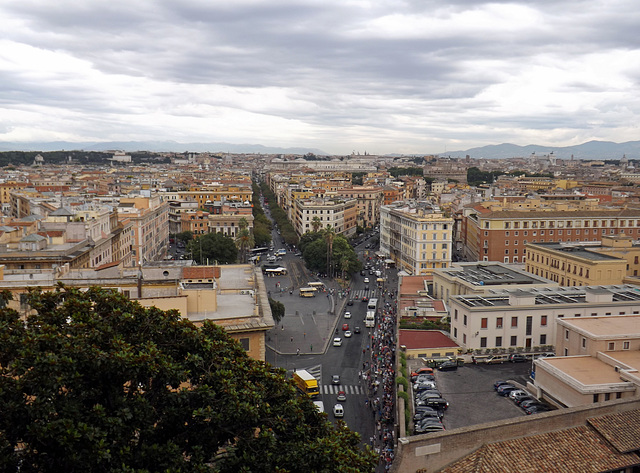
left=533, top=314, right=640, bottom=408
left=449, top=285, right=640, bottom=353
left=293, top=197, right=357, bottom=237
left=1, top=263, right=274, bottom=361
left=334, top=186, right=384, bottom=229
left=380, top=201, right=453, bottom=275
left=118, top=195, right=169, bottom=265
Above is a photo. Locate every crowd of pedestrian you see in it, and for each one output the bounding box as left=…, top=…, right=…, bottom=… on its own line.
left=361, top=284, right=397, bottom=471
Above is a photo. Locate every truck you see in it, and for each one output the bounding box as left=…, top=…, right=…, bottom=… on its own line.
left=292, top=369, right=319, bottom=398
left=365, top=310, right=376, bottom=328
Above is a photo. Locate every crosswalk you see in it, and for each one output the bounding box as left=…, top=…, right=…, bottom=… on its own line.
left=321, top=384, right=364, bottom=396
left=351, top=289, right=378, bottom=300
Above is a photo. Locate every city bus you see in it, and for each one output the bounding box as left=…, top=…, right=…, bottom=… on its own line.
left=367, top=298, right=378, bottom=311
left=299, top=287, right=317, bottom=298
left=265, top=267, right=287, bottom=276
left=307, top=281, right=324, bottom=289
left=250, top=247, right=269, bottom=255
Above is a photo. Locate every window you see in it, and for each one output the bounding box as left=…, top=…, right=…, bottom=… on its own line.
left=604, top=393, right=611, bottom=401
left=526, top=316, right=532, bottom=336
left=496, top=336, right=502, bottom=347
left=511, top=316, right=518, bottom=328
left=593, top=394, right=599, bottom=403
left=540, top=334, right=547, bottom=345
left=480, top=337, right=487, bottom=348
left=510, top=335, right=517, bottom=346
left=454, top=309, right=458, bottom=320
left=463, top=315, right=467, bottom=326
left=608, top=342, right=615, bottom=351
left=240, top=338, right=250, bottom=351
left=496, top=317, right=503, bottom=329
left=565, top=330, right=569, bottom=340
left=481, top=318, right=488, bottom=329
left=582, top=337, right=586, bottom=348
left=623, top=341, right=630, bottom=350
left=541, top=315, right=547, bottom=326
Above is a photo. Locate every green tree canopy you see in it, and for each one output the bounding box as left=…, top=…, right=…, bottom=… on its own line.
left=302, top=233, right=361, bottom=275
left=0, top=286, right=376, bottom=472
left=176, top=231, right=194, bottom=244
left=268, top=297, right=285, bottom=324
left=188, top=232, right=238, bottom=265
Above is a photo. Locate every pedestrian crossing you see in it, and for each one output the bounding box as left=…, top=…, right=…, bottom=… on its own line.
left=321, top=384, right=364, bottom=396
left=351, top=289, right=377, bottom=300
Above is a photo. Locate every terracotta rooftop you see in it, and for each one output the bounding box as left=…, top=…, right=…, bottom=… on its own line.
left=398, top=330, right=459, bottom=350
left=588, top=409, right=640, bottom=453
left=182, top=267, right=220, bottom=279
left=440, top=424, right=640, bottom=473
left=399, top=275, right=428, bottom=295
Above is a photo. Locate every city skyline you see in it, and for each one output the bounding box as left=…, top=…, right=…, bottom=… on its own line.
left=1, top=0, right=639, bottom=155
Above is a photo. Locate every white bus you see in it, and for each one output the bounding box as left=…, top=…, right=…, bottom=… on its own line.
left=265, top=267, right=287, bottom=276
left=299, top=287, right=317, bottom=298
left=367, top=298, right=378, bottom=311
left=365, top=310, right=375, bottom=328
left=307, top=281, right=324, bottom=289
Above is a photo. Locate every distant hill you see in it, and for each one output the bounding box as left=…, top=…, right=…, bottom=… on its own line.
left=444, top=140, right=640, bottom=160
left=0, top=140, right=330, bottom=156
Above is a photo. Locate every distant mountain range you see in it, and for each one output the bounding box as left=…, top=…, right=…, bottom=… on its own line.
left=443, top=140, right=640, bottom=160
left=0, top=140, right=329, bottom=156
left=1, top=139, right=639, bottom=160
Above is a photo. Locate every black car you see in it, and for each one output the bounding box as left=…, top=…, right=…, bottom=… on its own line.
left=360, top=270, right=366, bottom=276
left=524, top=404, right=551, bottom=415
left=415, top=389, right=442, bottom=400
left=413, top=407, right=441, bottom=421
left=497, top=384, right=518, bottom=396
left=509, top=354, right=528, bottom=363
left=520, top=399, right=543, bottom=409
left=354, top=326, right=361, bottom=334
left=347, top=299, right=354, bottom=306
left=421, top=398, right=449, bottom=410
left=437, top=361, right=458, bottom=371
left=414, top=419, right=445, bottom=433
left=494, top=380, right=513, bottom=390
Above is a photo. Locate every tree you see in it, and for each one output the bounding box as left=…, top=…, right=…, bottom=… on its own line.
left=323, top=225, right=336, bottom=277
left=0, top=286, right=376, bottom=472
left=188, top=232, right=237, bottom=265
left=176, top=231, right=194, bottom=244
left=268, top=297, right=285, bottom=324
left=235, top=218, right=254, bottom=264
left=311, top=216, right=322, bottom=233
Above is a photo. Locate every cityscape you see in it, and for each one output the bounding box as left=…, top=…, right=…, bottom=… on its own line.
left=0, top=149, right=640, bottom=471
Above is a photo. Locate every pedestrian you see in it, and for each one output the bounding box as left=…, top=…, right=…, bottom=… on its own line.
left=290, top=337, right=293, bottom=343
left=303, top=332, right=306, bottom=338
left=296, top=348, right=300, bottom=356
left=310, top=344, right=313, bottom=351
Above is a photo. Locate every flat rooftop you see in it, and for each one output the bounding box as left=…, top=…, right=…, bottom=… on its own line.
left=530, top=242, right=623, bottom=261
left=561, top=315, right=640, bottom=338
left=541, top=356, right=628, bottom=386
left=440, top=263, right=550, bottom=286
left=453, top=285, right=640, bottom=309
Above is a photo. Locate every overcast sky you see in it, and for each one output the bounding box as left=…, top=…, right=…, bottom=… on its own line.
left=1, top=0, right=639, bottom=155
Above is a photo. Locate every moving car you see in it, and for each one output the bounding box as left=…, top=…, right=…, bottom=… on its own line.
left=342, top=323, right=349, bottom=331
left=337, top=390, right=346, bottom=402
left=347, top=299, right=354, bottom=306
left=344, top=330, right=352, bottom=338
left=332, top=337, right=342, bottom=347
left=332, top=374, right=341, bottom=384
left=333, top=404, right=344, bottom=418
left=354, top=326, right=361, bottom=334
left=344, top=311, right=351, bottom=319
left=364, top=277, right=370, bottom=283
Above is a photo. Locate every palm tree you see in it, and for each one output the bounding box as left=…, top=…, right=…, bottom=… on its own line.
left=311, top=216, right=322, bottom=233
left=235, top=218, right=254, bottom=264
left=340, top=255, right=350, bottom=282
left=323, top=225, right=335, bottom=277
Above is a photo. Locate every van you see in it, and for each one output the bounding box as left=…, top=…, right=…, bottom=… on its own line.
left=333, top=404, right=344, bottom=418
left=313, top=401, right=325, bottom=413
left=486, top=355, right=508, bottom=364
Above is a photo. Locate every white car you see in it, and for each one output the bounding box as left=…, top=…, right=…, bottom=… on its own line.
left=344, top=311, right=351, bottom=319
left=333, top=337, right=343, bottom=347
left=363, top=277, right=370, bottom=283
left=344, top=330, right=352, bottom=338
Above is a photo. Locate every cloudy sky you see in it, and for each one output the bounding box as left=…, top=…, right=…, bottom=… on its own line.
left=1, top=0, right=639, bottom=155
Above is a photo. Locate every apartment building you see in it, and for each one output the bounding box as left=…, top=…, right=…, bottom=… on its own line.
left=334, top=186, right=384, bottom=229
left=533, top=314, right=640, bottom=407
left=205, top=202, right=254, bottom=238
left=449, top=285, right=640, bottom=353
left=293, top=197, right=357, bottom=237
left=168, top=199, right=198, bottom=235
left=118, top=195, right=169, bottom=265
left=526, top=235, right=640, bottom=286
left=380, top=201, right=453, bottom=275
left=181, top=210, right=210, bottom=236
left=173, top=183, right=252, bottom=207
left=463, top=208, right=640, bottom=263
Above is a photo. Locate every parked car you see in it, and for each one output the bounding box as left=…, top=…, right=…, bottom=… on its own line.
left=509, top=354, right=528, bottom=363
left=496, top=384, right=518, bottom=396
left=415, top=419, right=445, bottom=433
left=508, top=389, right=528, bottom=400
left=411, top=367, right=435, bottom=379
left=515, top=396, right=537, bottom=406
left=413, top=407, right=441, bottom=421
left=524, top=404, right=551, bottom=415
left=421, top=398, right=449, bottom=410
left=337, top=390, right=346, bottom=402
left=494, top=380, right=513, bottom=390
left=438, top=361, right=458, bottom=371
left=415, top=389, right=442, bottom=400
left=413, top=374, right=435, bottom=384
left=520, top=399, right=543, bottom=409
left=414, top=381, right=438, bottom=392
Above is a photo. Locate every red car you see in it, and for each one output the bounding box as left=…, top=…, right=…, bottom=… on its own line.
left=411, top=367, right=434, bottom=378
left=342, top=323, right=349, bottom=331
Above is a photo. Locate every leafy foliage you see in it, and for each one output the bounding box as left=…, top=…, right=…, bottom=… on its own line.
left=466, top=167, right=505, bottom=186
left=251, top=181, right=272, bottom=247
left=176, top=230, right=194, bottom=244
left=268, top=297, right=285, bottom=324
left=260, top=183, right=298, bottom=246
left=389, top=167, right=423, bottom=178
left=187, top=232, right=238, bottom=264
left=301, top=232, right=361, bottom=275
left=0, top=287, right=376, bottom=472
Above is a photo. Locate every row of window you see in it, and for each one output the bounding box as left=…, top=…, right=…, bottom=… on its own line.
left=455, top=311, right=547, bottom=329
left=453, top=327, right=547, bottom=347
left=498, top=219, right=640, bottom=230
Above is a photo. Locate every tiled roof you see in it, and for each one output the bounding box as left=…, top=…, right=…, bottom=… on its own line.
left=398, top=330, right=459, bottom=350
left=588, top=409, right=640, bottom=453
left=182, top=267, right=220, bottom=279
left=439, top=425, right=640, bottom=473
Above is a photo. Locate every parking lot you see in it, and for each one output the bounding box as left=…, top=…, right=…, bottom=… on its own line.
left=417, top=360, right=534, bottom=431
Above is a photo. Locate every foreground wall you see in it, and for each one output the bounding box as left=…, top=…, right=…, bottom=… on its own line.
left=392, top=397, right=640, bottom=473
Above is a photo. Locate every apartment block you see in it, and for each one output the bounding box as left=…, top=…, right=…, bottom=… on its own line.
left=118, top=195, right=169, bottom=265
left=380, top=201, right=453, bottom=275
left=293, top=197, right=357, bottom=237
left=334, top=186, right=384, bottom=229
